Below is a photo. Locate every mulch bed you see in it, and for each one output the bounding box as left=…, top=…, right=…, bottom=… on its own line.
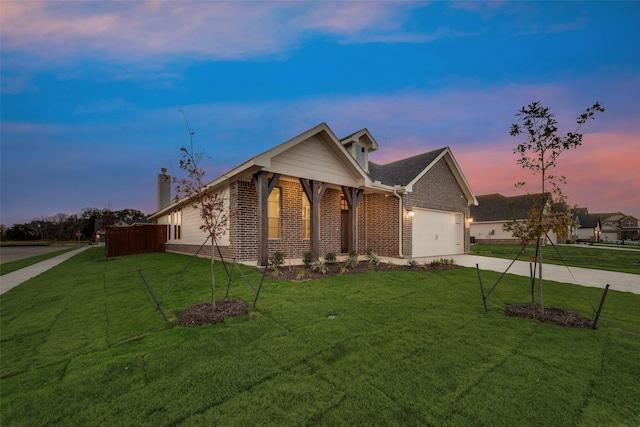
left=505, top=304, right=593, bottom=329
left=177, top=299, right=248, bottom=327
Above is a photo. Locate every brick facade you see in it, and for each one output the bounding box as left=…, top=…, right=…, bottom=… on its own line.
left=164, top=158, right=471, bottom=262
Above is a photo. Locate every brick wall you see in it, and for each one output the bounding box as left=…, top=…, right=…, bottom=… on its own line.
left=361, top=193, right=400, bottom=257
left=403, top=159, right=472, bottom=257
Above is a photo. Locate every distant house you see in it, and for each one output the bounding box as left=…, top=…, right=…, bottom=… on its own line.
left=571, top=208, right=601, bottom=242
left=593, top=213, right=639, bottom=242
left=470, top=193, right=564, bottom=244
left=148, top=122, right=477, bottom=265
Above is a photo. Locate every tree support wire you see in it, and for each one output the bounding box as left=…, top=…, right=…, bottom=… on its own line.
left=225, top=258, right=268, bottom=308
left=139, top=270, right=168, bottom=321
left=477, top=264, right=488, bottom=312
left=591, top=284, right=610, bottom=330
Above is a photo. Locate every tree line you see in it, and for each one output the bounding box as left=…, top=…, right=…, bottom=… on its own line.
left=1, top=208, right=148, bottom=242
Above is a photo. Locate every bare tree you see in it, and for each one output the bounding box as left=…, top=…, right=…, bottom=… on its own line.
left=173, top=109, right=229, bottom=313
left=505, top=101, right=604, bottom=314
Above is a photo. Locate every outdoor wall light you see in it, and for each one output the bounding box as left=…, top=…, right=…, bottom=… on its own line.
left=407, top=209, right=415, bottom=218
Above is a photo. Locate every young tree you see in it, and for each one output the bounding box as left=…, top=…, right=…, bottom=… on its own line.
left=173, top=109, right=229, bottom=313
left=505, top=101, right=604, bottom=314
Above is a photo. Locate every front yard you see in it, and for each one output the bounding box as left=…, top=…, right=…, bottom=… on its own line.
left=1, top=248, right=639, bottom=425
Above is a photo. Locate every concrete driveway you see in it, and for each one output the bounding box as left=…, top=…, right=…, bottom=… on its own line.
left=410, top=254, right=639, bottom=295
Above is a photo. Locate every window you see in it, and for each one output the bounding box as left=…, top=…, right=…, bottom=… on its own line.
left=268, top=188, right=281, bottom=239
left=302, top=194, right=310, bottom=239
left=168, top=210, right=181, bottom=240
left=173, top=209, right=181, bottom=240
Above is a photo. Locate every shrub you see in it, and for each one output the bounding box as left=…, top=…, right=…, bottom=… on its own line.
left=271, top=265, right=281, bottom=277
left=302, top=251, right=315, bottom=267
left=387, top=260, right=397, bottom=269
left=324, top=252, right=337, bottom=264
left=270, top=251, right=285, bottom=269
left=345, top=252, right=358, bottom=269
left=311, top=259, right=328, bottom=274
left=340, top=264, right=349, bottom=275
left=296, top=268, right=306, bottom=281
left=366, top=249, right=379, bottom=267
left=407, top=259, right=418, bottom=268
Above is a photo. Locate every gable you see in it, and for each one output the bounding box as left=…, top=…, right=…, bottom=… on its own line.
left=268, top=134, right=364, bottom=187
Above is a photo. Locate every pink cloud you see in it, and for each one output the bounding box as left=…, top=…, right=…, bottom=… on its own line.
left=456, top=132, right=640, bottom=217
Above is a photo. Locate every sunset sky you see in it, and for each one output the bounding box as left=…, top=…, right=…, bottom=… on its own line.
left=1, top=1, right=639, bottom=227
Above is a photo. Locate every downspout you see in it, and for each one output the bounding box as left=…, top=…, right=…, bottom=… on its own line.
left=392, top=187, right=404, bottom=258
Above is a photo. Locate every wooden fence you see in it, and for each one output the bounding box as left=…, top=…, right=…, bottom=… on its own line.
left=106, top=225, right=167, bottom=258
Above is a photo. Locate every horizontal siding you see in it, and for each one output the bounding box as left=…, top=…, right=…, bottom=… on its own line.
left=171, top=187, right=231, bottom=246
left=270, top=136, right=359, bottom=186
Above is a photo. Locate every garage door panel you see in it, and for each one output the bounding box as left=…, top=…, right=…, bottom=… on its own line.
left=412, top=209, right=463, bottom=257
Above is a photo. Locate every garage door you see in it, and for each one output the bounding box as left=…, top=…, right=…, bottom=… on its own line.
left=412, top=209, right=464, bottom=257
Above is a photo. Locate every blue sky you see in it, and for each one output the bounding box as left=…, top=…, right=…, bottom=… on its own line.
left=1, top=1, right=639, bottom=227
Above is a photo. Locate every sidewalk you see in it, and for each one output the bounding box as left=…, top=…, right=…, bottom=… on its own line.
left=0, top=247, right=91, bottom=295
left=410, top=255, right=639, bottom=295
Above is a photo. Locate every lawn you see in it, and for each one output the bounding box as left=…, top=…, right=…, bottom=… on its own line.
left=471, top=243, right=640, bottom=274
left=1, top=248, right=639, bottom=426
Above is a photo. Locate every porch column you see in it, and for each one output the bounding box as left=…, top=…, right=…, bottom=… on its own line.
left=254, top=171, right=280, bottom=266
left=300, top=179, right=327, bottom=260
left=341, top=186, right=363, bottom=253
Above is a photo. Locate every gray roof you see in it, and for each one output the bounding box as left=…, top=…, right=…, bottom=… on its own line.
left=471, top=193, right=549, bottom=222
left=368, top=148, right=447, bottom=186
left=575, top=210, right=600, bottom=228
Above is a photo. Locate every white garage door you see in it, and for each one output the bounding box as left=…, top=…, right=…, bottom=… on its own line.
left=412, top=209, right=464, bottom=257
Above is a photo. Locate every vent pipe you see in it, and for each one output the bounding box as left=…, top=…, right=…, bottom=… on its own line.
left=157, top=168, right=171, bottom=210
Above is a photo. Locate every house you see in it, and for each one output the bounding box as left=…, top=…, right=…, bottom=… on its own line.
left=571, top=208, right=602, bottom=242
left=470, top=193, right=564, bottom=244
left=594, top=212, right=639, bottom=242
left=148, top=123, right=477, bottom=265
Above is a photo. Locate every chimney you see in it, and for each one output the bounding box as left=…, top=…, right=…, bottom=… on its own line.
left=157, top=168, right=171, bottom=211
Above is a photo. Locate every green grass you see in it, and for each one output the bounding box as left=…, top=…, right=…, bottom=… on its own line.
left=0, top=247, right=80, bottom=275
left=471, top=243, right=640, bottom=274
left=1, top=248, right=639, bottom=426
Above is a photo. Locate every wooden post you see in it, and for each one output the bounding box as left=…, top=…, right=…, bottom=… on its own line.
left=300, top=179, right=327, bottom=260
left=254, top=171, right=280, bottom=266
left=341, top=186, right=363, bottom=253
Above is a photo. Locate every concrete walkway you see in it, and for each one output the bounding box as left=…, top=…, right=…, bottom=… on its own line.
left=410, top=255, right=639, bottom=295
left=0, top=247, right=91, bottom=295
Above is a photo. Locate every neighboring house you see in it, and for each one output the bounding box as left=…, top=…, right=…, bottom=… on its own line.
left=148, top=122, right=477, bottom=265
left=114, top=220, right=154, bottom=227
left=594, top=212, right=640, bottom=242
left=470, top=193, right=563, bottom=244
left=571, top=208, right=602, bottom=242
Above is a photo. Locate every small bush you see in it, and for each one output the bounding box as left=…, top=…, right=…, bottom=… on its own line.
left=345, top=253, right=359, bottom=269
left=270, top=251, right=285, bottom=269
left=387, top=260, right=397, bottom=269
left=324, top=252, right=337, bottom=264
left=340, top=264, right=349, bottom=275
left=270, top=265, right=281, bottom=277
left=407, top=259, right=418, bottom=268
left=366, top=249, right=379, bottom=267
left=296, top=268, right=306, bottom=280
left=302, top=251, right=315, bottom=267
left=311, top=259, right=328, bottom=274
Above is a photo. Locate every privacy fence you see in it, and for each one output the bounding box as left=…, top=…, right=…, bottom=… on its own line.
left=106, top=225, right=167, bottom=258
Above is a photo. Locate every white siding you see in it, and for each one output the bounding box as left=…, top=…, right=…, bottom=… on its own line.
left=269, top=136, right=360, bottom=186
left=174, top=187, right=230, bottom=246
